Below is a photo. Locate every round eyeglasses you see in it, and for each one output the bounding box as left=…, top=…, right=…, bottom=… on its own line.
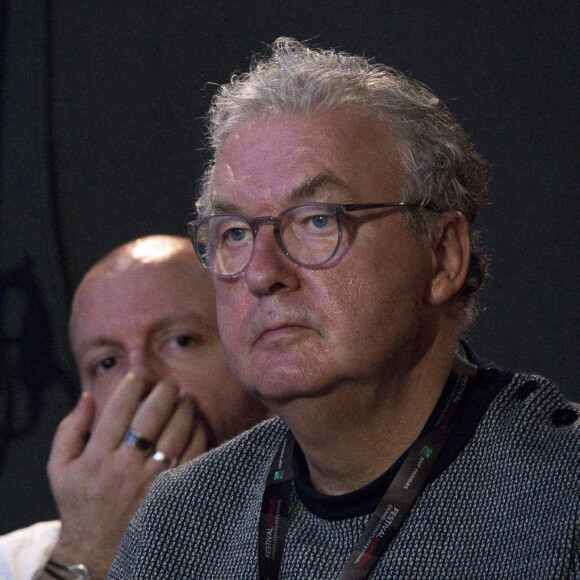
left=187, top=201, right=431, bottom=277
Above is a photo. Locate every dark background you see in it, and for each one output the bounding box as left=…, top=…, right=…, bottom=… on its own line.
left=0, top=1, right=577, bottom=533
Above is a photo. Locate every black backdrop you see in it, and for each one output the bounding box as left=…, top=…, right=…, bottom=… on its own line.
left=0, top=1, right=578, bottom=533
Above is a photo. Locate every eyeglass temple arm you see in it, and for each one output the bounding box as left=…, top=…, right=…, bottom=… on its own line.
left=342, top=201, right=439, bottom=212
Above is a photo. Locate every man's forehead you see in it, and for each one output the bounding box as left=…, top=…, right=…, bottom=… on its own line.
left=212, top=129, right=327, bottom=191
left=211, top=171, right=356, bottom=214
left=210, top=111, right=403, bottom=213
left=70, top=260, right=215, bottom=340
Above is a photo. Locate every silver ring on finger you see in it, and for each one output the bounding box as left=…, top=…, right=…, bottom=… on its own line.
left=151, top=449, right=176, bottom=467
left=124, top=429, right=154, bottom=453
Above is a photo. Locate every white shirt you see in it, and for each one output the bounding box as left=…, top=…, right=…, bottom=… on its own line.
left=0, top=521, right=60, bottom=580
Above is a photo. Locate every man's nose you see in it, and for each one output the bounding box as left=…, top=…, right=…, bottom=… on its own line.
left=243, top=226, right=300, bottom=296
left=128, top=350, right=166, bottom=388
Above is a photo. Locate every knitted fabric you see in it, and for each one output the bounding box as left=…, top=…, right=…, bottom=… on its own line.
left=109, top=372, right=579, bottom=579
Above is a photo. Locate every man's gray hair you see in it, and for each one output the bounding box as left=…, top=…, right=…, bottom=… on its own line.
left=197, top=37, right=489, bottom=325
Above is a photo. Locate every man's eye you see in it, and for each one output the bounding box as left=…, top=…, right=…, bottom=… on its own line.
left=307, top=214, right=331, bottom=229
left=96, top=357, right=116, bottom=372
left=299, top=213, right=337, bottom=233
left=173, top=335, right=193, bottom=347
left=224, top=227, right=250, bottom=245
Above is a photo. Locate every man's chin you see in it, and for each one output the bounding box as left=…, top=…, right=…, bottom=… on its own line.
left=230, top=337, right=331, bottom=400
left=240, top=367, right=337, bottom=409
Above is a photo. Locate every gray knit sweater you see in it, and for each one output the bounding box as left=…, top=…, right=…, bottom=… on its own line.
left=109, top=372, right=579, bottom=579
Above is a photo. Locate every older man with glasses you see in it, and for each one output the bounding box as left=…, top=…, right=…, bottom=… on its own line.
left=110, top=38, right=579, bottom=580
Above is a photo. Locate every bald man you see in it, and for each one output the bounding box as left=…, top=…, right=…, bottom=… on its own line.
left=0, top=236, right=271, bottom=580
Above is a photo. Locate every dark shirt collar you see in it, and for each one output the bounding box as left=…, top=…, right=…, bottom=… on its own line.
left=292, top=345, right=513, bottom=520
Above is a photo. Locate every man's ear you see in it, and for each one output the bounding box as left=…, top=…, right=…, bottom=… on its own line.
left=428, top=212, right=471, bottom=306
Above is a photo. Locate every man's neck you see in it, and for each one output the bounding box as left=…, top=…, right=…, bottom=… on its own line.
left=275, top=339, right=458, bottom=496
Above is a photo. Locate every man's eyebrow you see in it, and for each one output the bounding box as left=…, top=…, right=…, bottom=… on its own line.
left=211, top=171, right=349, bottom=214
left=288, top=172, right=348, bottom=202
left=150, top=313, right=215, bottom=336
left=211, top=199, right=241, bottom=214
left=74, top=338, right=122, bottom=359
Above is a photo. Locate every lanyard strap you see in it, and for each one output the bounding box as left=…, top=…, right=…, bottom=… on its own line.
left=258, top=430, right=296, bottom=580
left=258, top=360, right=475, bottom=580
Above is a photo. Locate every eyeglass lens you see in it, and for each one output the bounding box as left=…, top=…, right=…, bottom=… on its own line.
left=194, top=204, right=342, bottom=276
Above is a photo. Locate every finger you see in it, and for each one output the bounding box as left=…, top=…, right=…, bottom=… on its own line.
left=149, top=395, right=196, bottom=469
left=48, top=392, right=95, bottom=477
left=121, top=380, right=179, bottom=455
left=89, top=371, right=151, bottom=449
left=177, top=407, right=212, bottom=465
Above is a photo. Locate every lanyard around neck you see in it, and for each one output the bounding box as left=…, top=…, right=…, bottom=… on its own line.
left=258, top=357, right=476, bottom=580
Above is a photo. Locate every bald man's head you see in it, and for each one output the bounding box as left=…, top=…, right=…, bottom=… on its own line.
left=69, top=235, right=269, bottom=446
left=71, top=236, right=197, bottom=319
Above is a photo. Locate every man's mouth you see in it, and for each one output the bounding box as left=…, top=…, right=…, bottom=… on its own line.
left=258, top=323, right=309, bottom=341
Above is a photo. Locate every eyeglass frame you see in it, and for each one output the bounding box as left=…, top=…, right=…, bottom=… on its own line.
left=186, top=201, right=438, bottom=277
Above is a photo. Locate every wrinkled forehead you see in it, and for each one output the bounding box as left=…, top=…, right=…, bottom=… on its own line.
left=212, top=123, right=327, bottom=196
left=210, top=110, right=403, bottom=214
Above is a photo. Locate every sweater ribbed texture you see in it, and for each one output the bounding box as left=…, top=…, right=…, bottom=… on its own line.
left=109, top=372, right=579, bottom=579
